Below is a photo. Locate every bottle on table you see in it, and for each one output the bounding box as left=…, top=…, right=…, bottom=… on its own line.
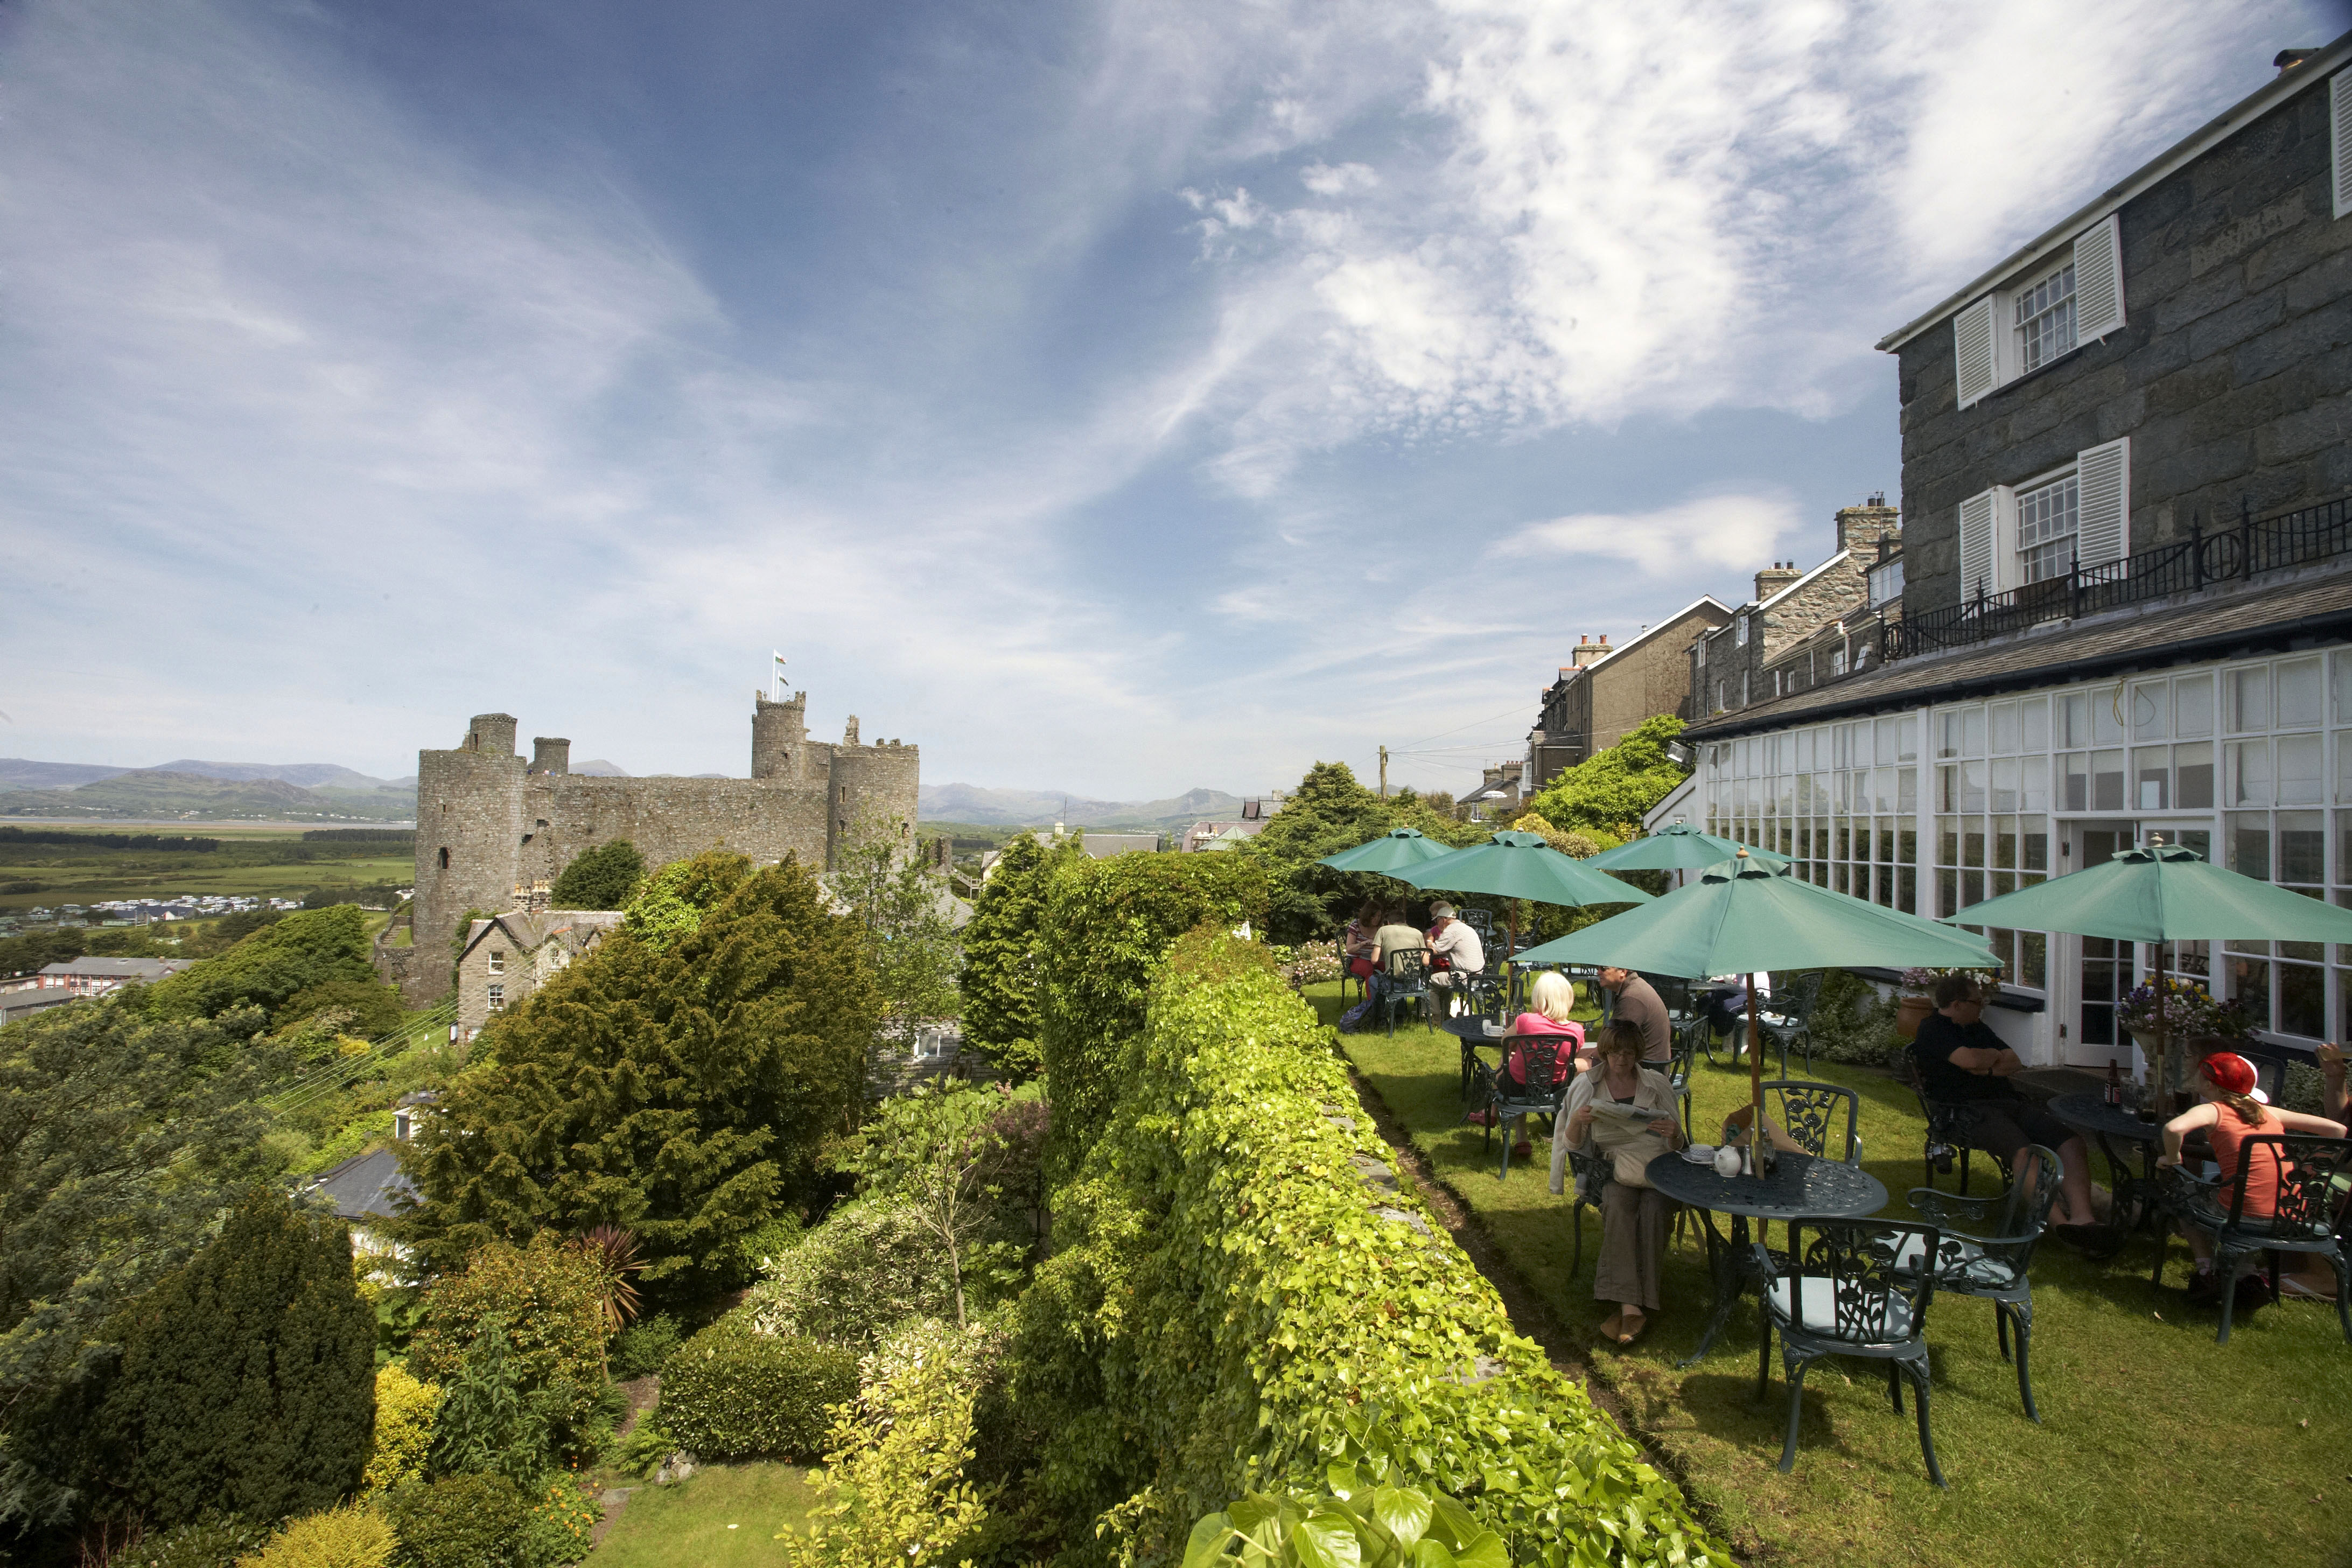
left=2104, top=1058, right=2123, bottom=1108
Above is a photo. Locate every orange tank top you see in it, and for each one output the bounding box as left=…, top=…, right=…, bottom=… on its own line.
left=2205, top=1104, right=2287, bottom=1217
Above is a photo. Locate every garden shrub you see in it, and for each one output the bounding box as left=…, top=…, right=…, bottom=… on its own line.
left=955, top=831, right=1078, bottom=1079
left=407, top=1235, right=608, bottom=1449
left=143, top=906, right=376, bottom=1020
left=124, top=1515, right=276, bottom=1568
left=847, top=1082, right=1047, bottom=1327
left=233, top=1503, right=395, bottom=1568
left=743, top=1199, right=955, bottom=1346
left=424, top=1317, right=544, bottom=1485
left=1035, top=851, right=1268, bottom=1179
left=94, top=1190, right=376, bottom=1530
left=607, top=1313, right=682, bottom=1380
left=514, top=1472, right=600, bottom=1568
left=549, top=839, right=645, bottom=912
left=361, top=1364, right=439, bottom=1494
left=1523, top=715, right=1691, bottom=840
left=1238, top=762, right=1477, bottom=943
left=1006, top=927, right=1726, bottom=1568
left=382, top=1473, right=527, bottom=1568
left=657, top=1313, right=857, bottom=1462
left=401, top=853, right=878, bottom=1301
left=1798, top=968, right=1903, bottom=1068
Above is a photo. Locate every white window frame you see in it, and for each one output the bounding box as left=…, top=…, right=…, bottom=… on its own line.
left=1735, top=612, right=1749, bottom=647
left=486, top=982, right=505, bottom=1012
left=487, top=949, right=505, bottom=975
left=1953, top=215, right=2123, bottom=408
left=2012, top=258, right=2078, bottom=376
left=2014, top=463, right=2081, bottom=585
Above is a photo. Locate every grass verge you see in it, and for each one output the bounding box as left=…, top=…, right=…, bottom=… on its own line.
left=586, top=1463, right=813, bottom=1568
left=1310, top=981, right=2352, bottom=1568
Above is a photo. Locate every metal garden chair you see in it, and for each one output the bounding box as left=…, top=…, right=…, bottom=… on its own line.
left=1377, top=947, right=1433, bottom=1036
left=1478, top=1033, right=1576, bottom=1179
left=1735, top=970, right=1824, bottom=1075
left=1901, top=1042, right=2011, bottom=1196
left=2157, top=1133, right=2352, bottom=1346
left=1756, top=1217, right=1947, bottom=1488
left=1901, top=1143, right=2063, bottom=1420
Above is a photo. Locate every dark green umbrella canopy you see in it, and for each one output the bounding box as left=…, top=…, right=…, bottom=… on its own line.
left=1585, top=821, right=1793, bottom=873
left=1391, top=831, right=1653, bottom=908
left=1944, top=841, right=2352, bottom=943
left=1315, top=827, right=1459, bottom=874
left=1515, top=853, right=1999, bottom=977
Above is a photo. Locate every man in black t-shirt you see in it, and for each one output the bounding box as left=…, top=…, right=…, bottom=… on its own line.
left=1913, top=975, right=2099, bottom=1230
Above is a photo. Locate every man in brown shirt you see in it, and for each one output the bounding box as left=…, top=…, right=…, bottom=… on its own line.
left=1596, top=967, right=1672, bottom=1067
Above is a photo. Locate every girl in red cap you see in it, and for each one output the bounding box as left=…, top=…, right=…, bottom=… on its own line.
left=2159, top=1051, right=2347, bottom=1308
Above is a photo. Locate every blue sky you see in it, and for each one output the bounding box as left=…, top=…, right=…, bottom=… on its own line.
left=4, top=0, right=2345, bottom=797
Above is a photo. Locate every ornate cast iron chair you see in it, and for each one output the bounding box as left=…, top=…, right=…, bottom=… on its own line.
left=1376, top=947, right=1433, bottom=1036
left=1901, top=1143, right=2063, bottom=1420
left=2158, top=1133, right=2352, bottom=1346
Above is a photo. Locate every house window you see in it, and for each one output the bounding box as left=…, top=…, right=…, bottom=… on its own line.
left=2017, top=470, right=2080, bottom=583
left=2013, top=261, right=2076, bottom=374
left=1735, top=613, right=1749, bottom=646
left=487, top=983, right=505, bottom=1011
left=487, top=950, right=505, bottom=975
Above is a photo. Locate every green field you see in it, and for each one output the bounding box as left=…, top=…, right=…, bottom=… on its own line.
left=1316, top=982, right=2352, bottom=1568
left=0, top=828, right=413, bottom=917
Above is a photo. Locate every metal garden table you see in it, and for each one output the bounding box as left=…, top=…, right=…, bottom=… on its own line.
left=2048, top=1090, right=2164, bottom=1236
left=1643, top=1149, right=1888, bottom=1368
left=1439, top=1015, right=1509, bottom=1101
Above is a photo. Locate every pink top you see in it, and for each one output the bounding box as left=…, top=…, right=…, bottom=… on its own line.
left=1505, top=1013, right=1584, bottom=1086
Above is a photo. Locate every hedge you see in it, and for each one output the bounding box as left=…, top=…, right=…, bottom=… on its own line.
left=1034, top=852, right=1267, bottom=1181
left=1011, top=928, right=1726, bottom=1567
left=658, top=1313, right=858, bottom=1462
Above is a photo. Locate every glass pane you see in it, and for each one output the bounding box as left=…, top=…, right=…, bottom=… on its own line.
left=2338, top=809, right=2352, bottom=888
left=2131, top=747, right=2169, bottom=810
left=2092, top=749, right=2125, bottom=812
left=1852, top=722, right=1873, bottom=768
left=2081, top=936, right=2120, bottom=1047
left=2020, top=695, right=2049, bottom=752
left=2278, top=810, right=2325, bottom=886
left=1899, top=862, right=1917, bottom=915
left=2063, top=752, right=2089, bottom=812
left=2229, top=813, right=2272, bottom=880
left=2277, top=656, right=2324, bottom=729
left=1962, top=868, right=1985, bottom=907
left=2337, top=732, right=2352, bottom=804
left=1875, top=716, right=1899, bottom=768
left=1962, top=760, right=1987, bottom=813
left=2281, top=964, right=2326, bottom=1038
left=2129, top=680, right=2169, bottom=741
left=2228, top=740, right=2273, bottom=807
left=2228, top=667, right=2269, bottom=733
left=1937, top=816, right=1959, bottom=867
left=1900, top=715, right=1919, bottom=764
left=2335, top=652, right=2352, bottom=726
left=1993, top=816, right=2019, bottom=869
left=1991, top=756, right=2019, bottom=813
left=2021, top=929, right=2047, bottom=989
left=1899, top=768, right=1918, bottom=814
left=2021, top=817, right=2050, bottom=872
left=2176, top=741, right=2215, bottom=809
left=2020, top=755, right=2050, bottom=813
left=2227, top=954, right=2271, bottom=1031
left=2061, top=691, right=2091, bottom=749
left=2278, top=732, right=2323, bottom=804
left=2091, top=687, right=2124, bottom=747
left=1991, top=701, right=2020, bottom=756
left=1964, top=824, right=1987, bottom=869
left=2175, top=673, right=2215, bottom=738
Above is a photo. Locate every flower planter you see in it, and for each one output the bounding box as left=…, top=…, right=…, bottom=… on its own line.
left=1894, top=995, right=1935, bottom=1041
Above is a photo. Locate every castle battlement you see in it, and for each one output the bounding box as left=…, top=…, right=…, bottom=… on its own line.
left=403, top=695, right=919, bottom=1004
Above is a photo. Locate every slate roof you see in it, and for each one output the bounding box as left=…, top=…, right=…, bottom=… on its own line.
left=459, top=908, right=625, bottom=963
left=36, top=956, right=192, bottom=981
left=310, top=1147, right=416, bottom=1222
left=1685, top=565, right=2352, bottom=742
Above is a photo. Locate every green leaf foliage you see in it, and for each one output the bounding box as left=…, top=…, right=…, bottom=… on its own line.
left=398, top=851, right=880, bottom=1304
left=1239, top=764, right=1483, bottom=944
left=1034, top=852, right=1268, bottom=1181
left=142, top=906, right=378, bottom=1021
left=742, top=1198, right=958, bottom=1348
left=422, top=1317, right=543, bottom=1487
left=655, top=1312, right=858, bottom=1463
left=550, top=839, right=646, bottom=912
left=830, top=818, right=962, bottom=1025
left=92, top=1189, right=377, bottom=1530
left=382, top=1472, right=529, bottom=1568
left=1522, top=716, right=1690, bottom=841
left=1005, top=929, right=1728, bottom=1568
left=955, top=831, right=1079, bottom=1078
left=404, top=1237, right=611, bottom=1459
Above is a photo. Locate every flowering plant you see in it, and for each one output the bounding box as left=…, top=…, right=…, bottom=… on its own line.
left=1277, top=940, right=1342, bottom=988
left=1899, top=966, right=2001, bottom=991
left=2117, top=975, right=2225, bottom=1037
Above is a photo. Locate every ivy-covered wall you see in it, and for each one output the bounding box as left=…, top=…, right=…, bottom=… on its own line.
left=1009, top=929, right=1725, bottom=1568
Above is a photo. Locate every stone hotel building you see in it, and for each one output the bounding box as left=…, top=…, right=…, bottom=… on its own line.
left=1671, top=39, right=2352, bottom=1068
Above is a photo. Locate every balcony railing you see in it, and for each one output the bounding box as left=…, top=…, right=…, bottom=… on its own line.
left=1884, top=492, right=2352, bottom=663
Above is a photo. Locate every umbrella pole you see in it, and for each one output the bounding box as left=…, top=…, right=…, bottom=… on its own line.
left=1747, top=973, right=1766, bottom=1173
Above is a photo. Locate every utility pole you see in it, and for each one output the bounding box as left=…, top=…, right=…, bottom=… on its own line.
left=1378, top=745, right=1389, bottom=799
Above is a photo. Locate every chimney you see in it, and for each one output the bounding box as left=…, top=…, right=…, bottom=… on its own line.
left=1755, top=561, right=1801, bottom=602
left=2276, top=47, right=2320, bottom=74
left=1836, top=498, right=1901, bottom=555
left=1570, top=634, right=1609, bottom=669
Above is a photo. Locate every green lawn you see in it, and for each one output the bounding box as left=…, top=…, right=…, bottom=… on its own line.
left=586, top=1463, right=814, bottom=1568
left=1312, top=981, right=2352, bottom=1568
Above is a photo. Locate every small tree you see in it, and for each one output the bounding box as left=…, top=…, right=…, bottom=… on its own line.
left=551, top=840, right=646, bottom=911
left=830, top=817, right=961, bottom=1029
left=92, top=1189, right=376, bottom=1529
left=851, top=1086, right=1036, bottom=1328
left=956, top=834, right=1075, bottom=1080
left=424, top=1317, right=543, bottom=1486
left=1523, top=713, right=1690, bottom=839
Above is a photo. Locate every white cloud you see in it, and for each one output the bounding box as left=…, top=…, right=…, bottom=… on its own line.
left=1494, top=493, right=1807, bottom=579
left=1299, top=160, right=1378, bottom=195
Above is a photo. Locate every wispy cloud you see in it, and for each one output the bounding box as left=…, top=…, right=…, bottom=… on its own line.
left=1494, top=493, right=1808, bottom=580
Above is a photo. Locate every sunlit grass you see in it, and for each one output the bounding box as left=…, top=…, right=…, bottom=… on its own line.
left=585, top=1463, right=813, bottom=1568
left=1313, top=981, right=2352, bottom=1568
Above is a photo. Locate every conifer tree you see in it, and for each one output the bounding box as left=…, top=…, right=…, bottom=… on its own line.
left=550, top=839, right=646, bottom=911
left=94, top=1189, right=375, bottom=1528
left=955, top=833, right=1073, bottom=1079
left=401, top=852, right=881, bottom=1301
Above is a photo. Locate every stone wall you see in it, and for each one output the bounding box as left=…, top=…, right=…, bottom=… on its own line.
left=1589, top=600, right=1733, bottom=750
left=1691, top=505, right=1894, bottom=716
left=1898, top=76, right=2352, bottom=612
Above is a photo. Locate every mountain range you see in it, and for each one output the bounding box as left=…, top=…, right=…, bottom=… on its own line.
left=918, top=783, right=1250, bottom=831
left=0, top=758, right=417, bottom=823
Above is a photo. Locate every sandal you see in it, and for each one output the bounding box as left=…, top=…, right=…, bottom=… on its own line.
left=1616, top=1311, right=1647, bottom=1346
left=1597, top=1311, right=1626, bottom=1344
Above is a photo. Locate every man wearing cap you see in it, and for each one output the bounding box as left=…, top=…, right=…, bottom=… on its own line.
left=1425, top=903, right=1485, bottom=1014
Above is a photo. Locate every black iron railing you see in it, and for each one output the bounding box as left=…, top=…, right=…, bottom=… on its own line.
left=1883, top=493, right=2352, bottom=663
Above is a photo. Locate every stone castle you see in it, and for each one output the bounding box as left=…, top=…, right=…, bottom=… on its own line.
left=398, top=693, right=918, bottom=1003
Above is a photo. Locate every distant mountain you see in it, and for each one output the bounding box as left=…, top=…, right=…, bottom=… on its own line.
left=149, top=759, right=393, bottom=789
left=573, top=759, right=629, bottom=776
left=0, top=759, right=130, bottom=788
left=920, top=783, right=1249, bottom=831
left=0, top=769, right=415, bottom=823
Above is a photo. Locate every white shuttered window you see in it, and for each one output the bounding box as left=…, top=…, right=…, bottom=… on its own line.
left=2076, top=437, right=2132, bottom=572
left=2335, top=71, right=2352, bottom=219
left=1950, top=214, right=2125, bottom=403
left=2071, top=215, right=2124, bottom=342
left=1959, top=489, right=1999, bottom=600
left=1954, top=296, right=1998, bottom=408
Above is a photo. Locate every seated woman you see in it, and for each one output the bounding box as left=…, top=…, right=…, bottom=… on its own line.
left=2160, top=1050, right=2348, bottom=1308
left=1551, top=1021, right=1685, bottom=1346
left=1341, top=899, right=1382, bottom=988
left=1499, top=970, right=1583, bottom=1094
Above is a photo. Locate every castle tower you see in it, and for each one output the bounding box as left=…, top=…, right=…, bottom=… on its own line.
left=529, top=737, right=570, bottom=776
left=824, top=717, right=921, bottom=865
left=752, top=691, right=808, bottom=780
left=411, top=714, right=527, bottom=1005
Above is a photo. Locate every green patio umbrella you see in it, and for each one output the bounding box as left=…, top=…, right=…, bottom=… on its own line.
left=1584, top=821, right=1793, bottom=873
left=1315, top=827, right=1458, bottom=874
left=1390, top=829, right=1652, bottom=961
left=1516, top=851, right=2000, bottom=1161
left=1945, top=839, right=2352, bottom=1105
